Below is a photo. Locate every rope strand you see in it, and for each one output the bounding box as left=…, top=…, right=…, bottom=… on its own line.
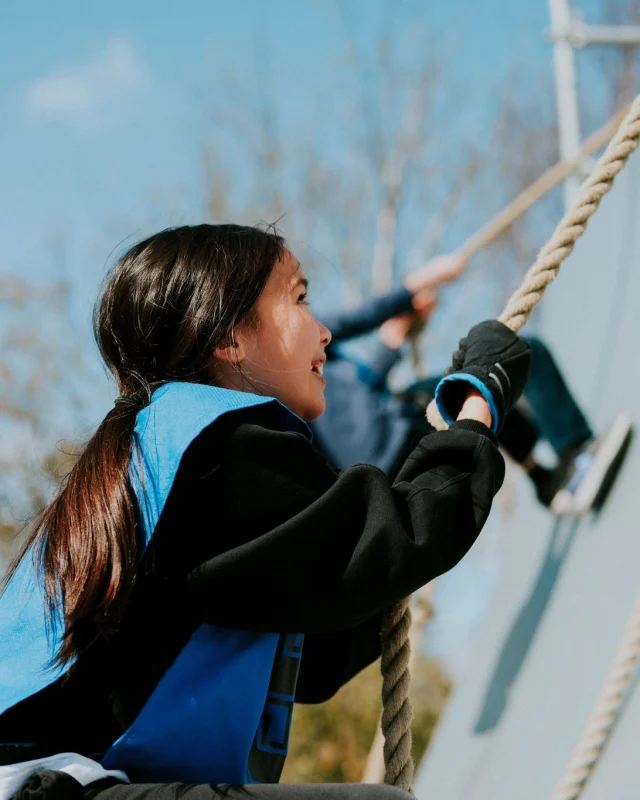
left=551, top=595, right=640, bottom=800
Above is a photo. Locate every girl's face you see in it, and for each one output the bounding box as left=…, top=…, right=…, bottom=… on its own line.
left=215, top=249, right=332, bottom=421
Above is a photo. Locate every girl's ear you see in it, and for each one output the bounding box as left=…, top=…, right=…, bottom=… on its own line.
left=214, top=332, right=247, bottom=364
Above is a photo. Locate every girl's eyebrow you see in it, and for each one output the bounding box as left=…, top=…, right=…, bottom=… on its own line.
left=292, top=276, right=309, bottom=291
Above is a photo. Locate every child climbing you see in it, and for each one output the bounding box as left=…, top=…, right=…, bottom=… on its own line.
left=313, top=257, right=632, bottom=516
left=0, top=224, right=531, bottom=800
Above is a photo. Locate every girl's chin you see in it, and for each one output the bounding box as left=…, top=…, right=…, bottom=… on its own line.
left=300, top=395, right=326, bottom=423
left=278, top=383, right=326, bottom=422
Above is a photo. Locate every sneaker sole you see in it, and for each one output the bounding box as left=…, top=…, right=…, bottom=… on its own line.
left=573, top=413, right=634, bottom=516
left=591, top=424, right=634, bottom=514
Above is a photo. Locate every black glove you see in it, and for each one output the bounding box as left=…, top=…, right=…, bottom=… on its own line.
left=434, top=320, right=531, bottom=432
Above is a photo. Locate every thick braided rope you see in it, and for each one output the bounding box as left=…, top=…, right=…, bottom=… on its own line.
left=380, top=596, right=415, bottom=791
left=551, top=595, right=640, bottom=800
left=381, top=95, right=640, bottom=792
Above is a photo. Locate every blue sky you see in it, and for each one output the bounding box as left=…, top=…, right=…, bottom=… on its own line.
left=2, top=0, right=614, bottom=327
left=1, top=0, right=563, bottom=291
left=5, top=0, right=599, bottom=415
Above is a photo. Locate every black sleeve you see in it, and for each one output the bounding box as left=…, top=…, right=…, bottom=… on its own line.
left=182, top=406, right=505, bottom=636
left=295, top=614, right=383, bottom=704
left=320, top=287, right=414, bottom=344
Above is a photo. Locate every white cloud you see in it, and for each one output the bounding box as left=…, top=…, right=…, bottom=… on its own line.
left=25, top=36, right=150, bottom=119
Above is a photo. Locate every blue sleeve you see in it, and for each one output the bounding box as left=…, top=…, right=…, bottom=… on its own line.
left=365, top=341, right=403, bottom=386
left=320, top=287, right=413, bottom=345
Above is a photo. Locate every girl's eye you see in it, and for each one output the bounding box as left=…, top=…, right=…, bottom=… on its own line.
left=297, top=292, right=309, bottom=305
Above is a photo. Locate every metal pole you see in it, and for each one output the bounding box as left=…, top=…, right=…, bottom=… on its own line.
left=569, top=23, right=640, bottom=47
left=549, top=0, right=583, bottom=208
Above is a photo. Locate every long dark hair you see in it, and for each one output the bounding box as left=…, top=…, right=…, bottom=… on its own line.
left=7, top=224, right=285, bottom=665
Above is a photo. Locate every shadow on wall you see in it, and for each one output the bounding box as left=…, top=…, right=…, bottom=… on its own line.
left=473, top=518, right=580, bottom=734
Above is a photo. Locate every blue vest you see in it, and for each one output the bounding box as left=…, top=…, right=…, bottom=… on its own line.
left=0, top=383, right=311, bottom=785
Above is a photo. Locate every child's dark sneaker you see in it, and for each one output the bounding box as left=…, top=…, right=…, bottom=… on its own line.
left=549, top=413, right=633, bottom=516
left=531, top=462, right=573, bottom=512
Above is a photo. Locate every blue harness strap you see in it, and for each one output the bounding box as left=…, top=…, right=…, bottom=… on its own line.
left=101, top=624, right=280, bottom=783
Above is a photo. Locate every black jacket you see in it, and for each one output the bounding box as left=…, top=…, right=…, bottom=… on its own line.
left=0, top=403, right=504, bottom=761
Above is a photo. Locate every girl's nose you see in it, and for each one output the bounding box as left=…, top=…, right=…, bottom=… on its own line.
left=319, top=320, right=332, bottom=347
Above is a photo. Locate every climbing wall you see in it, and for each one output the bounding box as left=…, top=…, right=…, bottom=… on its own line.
left=414, top=149, right=640, bottom=800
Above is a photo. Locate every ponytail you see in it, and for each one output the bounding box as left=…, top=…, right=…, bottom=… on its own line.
left=5, top=395, right=144, bottom=666
left=3, top=223, right=284, bottom=667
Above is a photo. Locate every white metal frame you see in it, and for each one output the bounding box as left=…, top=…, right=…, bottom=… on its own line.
left=548, top=0, right=640, bottom=207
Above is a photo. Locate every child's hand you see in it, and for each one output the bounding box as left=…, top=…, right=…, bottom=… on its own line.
left=457, top=387, right=492, bottom=427
left=378, top=313, right=415, bottom=350
left=411, top=286, right=438, bottom=319
left=404, top=254, right=468, bottom=293
left=433, top=320, right=531, bottom=433
left=379, top=289, right=437, bottom=350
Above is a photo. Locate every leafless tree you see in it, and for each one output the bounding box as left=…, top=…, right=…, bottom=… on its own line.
left=0, top=267, right=102, bottom=571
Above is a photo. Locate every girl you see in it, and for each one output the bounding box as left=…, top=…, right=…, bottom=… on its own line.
left=0, top=224, right=530, bottom=800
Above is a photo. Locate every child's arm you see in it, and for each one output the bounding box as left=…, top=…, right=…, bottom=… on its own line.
left=181, top=405, right=504, bottom=635
left=353, top=288, right=440, bottom=390
left=320, top=273, right=439, bottom=347
left=320, top=287, right=414, bottom=345
left=294, top=393, right=490, bottom=702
